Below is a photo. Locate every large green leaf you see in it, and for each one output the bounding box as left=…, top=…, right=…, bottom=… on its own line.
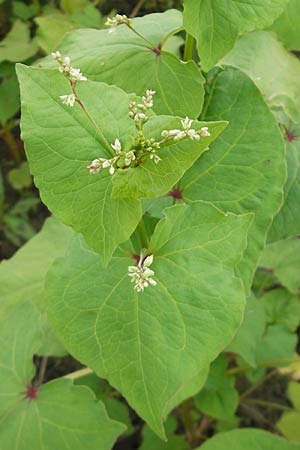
left=221, top=31, right=300, bottom=123
left=47, top=202, right=252, bottom=437
left=198, top=428, right=300, bottom=450
left=0, top=217, right=74, bottom=355
left=269, top=0, right=300, bottom=51
left=268, top=119, right=300, bottom=241
left=0, top=303, right=125, bottom=449
left=40, top=10, right=204, bottom=117
left=17, top=64, right=142, bottom=265
left=278, top=382, right=300, bottom=443
left=112, top=116, right=227, bottom=199
left=183, top=0, right=288, bottom=72
left=0, top=20, right=38, bottom=63
left=181, top=68, right=286, bottom=292
left=226, top=295, right=266, bottom=367
left=259, top=239, right=300, bottom=294
left=195, top=354, right=238, bottom=421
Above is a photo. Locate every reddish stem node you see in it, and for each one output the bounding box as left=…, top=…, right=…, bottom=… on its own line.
left=168, top=187, right=183, bottom=200
left=25, top=385, right=39, bottom=400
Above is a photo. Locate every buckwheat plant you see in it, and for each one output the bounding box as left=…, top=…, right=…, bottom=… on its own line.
left=10, top=2, right=296, bottom=449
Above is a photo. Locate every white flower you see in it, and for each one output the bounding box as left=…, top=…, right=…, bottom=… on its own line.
left=111, top=138, right=122, bottom=153
left=69, top=67, right=87, bottom=82
left=59, top=93, right=76, bottom=107
left=134, top=112, right=147, bottom=124
left=128, top=251, right=157, bottom=292
left=181, top=116, right=193, bottom=130
left=105, top=14, right=132, bottom=31
left=52, top=51, right=87, bottom=82
left=200, top=126, right=210, bottom=137
left=51, top=51, right=62, bottom=60
left=87, top=159, right=102, bottom=174
left=124, top=151, right=136, bottom=166
left=161, top=117, right=210, bottom=142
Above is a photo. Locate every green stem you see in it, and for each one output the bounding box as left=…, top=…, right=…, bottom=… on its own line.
left=183, top=33, right=194, bottom=62
left=137, top=216, right=149, bottom=249
left=36, top=356, right=48, bottom=387
left=243, top=398, right=293, bottom=412
left=1, top=124, right=21, bottom=163
left=239, top=369, right=277, bottom=400
left=130, top=0, right=146, bottom=18
left=179, top=399, right=195, bottom=445
left=71, top=83, right=113, bottom=156
left=226, top=357, right=299, bottom=376
left=127, top=24, right=155, bottom=48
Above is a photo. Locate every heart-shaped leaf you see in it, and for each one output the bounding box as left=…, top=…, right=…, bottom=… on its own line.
left=47, top=201, right=252, bottom=437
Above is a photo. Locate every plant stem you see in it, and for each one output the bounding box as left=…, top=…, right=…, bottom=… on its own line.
left=127, top=24, right=155, bottom=48
left=1, top=124, right=21, bottom=163
left=239, top=369, right=277, bottom=400
left=37, top=356, right=48, bottom=387
left=130, top=0, right=146, bottom=18
left=183, top=33, right=194, bottom=62
left=70, top=83, right=113, bottom=156
left=179, top=398, right=195, bottom=445
left=65, top=367, right=93, bottom=380
left=226, top=357, right=299, bottom=376
left=243, top=398, right=293, bottom=412
left=136, top=216, right=149, bottom=249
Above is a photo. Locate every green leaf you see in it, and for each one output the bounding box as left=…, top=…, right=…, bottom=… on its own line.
left=13, top=1, right=38, bottom=20
left=195, top=354, right=238, bottom=421
left=181, top=68, right=286, bottom=292
left=0, top=217, right=74, bottom=355
left=17, top=64, right=142, bottom=264
left=70, top=4, right=103, bottom=28
left=47, top=202, right=252, bottom=437
left=278, top=382, right=300, bottom=443
left=0, top=303, right=126, bottom=449
left=40, top=10, right=205, bottom=117
left=256, top=324, right=297, bottom=363
left=261, top=288, right=300, bottom=332
left=0, top=20, right=38, bottom=63
left=198, top=428, right=300, bottom=450
left=0, top=62, right=20, bottom=125
left=269, top=0, right=300, bottom=51
left=260, top=239, right=300, bottom=294
left=139, top=416, right=189, bottom=450
left=226, top=294, right=267, bottom=367
left=7, top=161, right=32, bottom=190
left=221, top=31, right=300, bottom=123
left=35, top=14, right=77, bottom=54
left=112, top=117, right=227, bottom=198
left=60, top=0, right=89, bottom=14
left=74, top=372, right=133, bottom=434
left=183, top=0, right=288, bottom=72
left=268, top=119, right=300, bottom=241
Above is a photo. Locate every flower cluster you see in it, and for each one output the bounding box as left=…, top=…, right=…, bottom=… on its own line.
left=129, top=89, right=155, bottom=126
left=161, top=117, right=210, bottom=142
left=128, top=253, right=157, bottom=293
left=87, top=139, right=135, bottom=175
left=52, top=51, right=87, bottom=108
left=105, top=14, right=132, bottom=32
left=51, top=51, right=87, bottom=82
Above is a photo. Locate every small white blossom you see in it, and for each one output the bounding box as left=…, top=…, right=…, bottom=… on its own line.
left=200, top=126, right=210, bottom=137
left=124, top=151, right=136, bottom=166
left=161, top=117, right=210, bottom=142
left=69, top=67, right=87, bottom=82
left=52, top=51, right=87, bottom=82
left=128, top=251, right=157, bottom=292
left=111, top=138, right=122, bottom=154
left=134, top=112, right=147, bottom=124
left=59, top=93, right=76, bottom=107
left=87, top=156, right=117, bottom=175
left=51, top=51, right=62, bottom=60
left=105, top=14, right=132, bottom=32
